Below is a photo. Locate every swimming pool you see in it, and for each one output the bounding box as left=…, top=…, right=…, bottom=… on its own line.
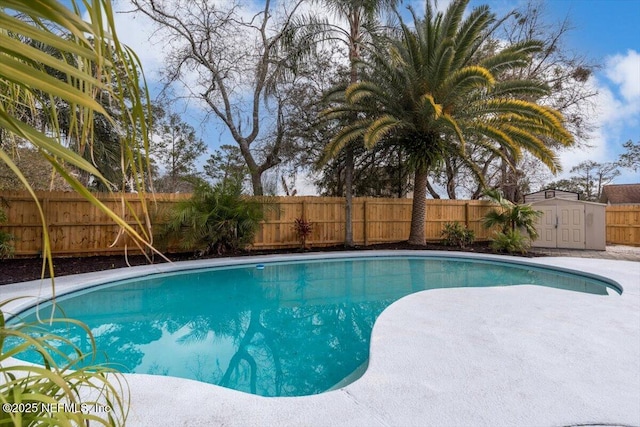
left=7, top=255, right=620, bottom=397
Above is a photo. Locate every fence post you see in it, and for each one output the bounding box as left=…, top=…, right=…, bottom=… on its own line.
left=464, top=202, right=470, bottom=228
left=42, top=193, right=50, bottom=257
left=364, top=200, right=368, bottom=246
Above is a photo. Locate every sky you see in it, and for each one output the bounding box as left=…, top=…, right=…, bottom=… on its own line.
left=107, top=0, right=640, bottom=193
left=466, top=0, right=640, bottom=186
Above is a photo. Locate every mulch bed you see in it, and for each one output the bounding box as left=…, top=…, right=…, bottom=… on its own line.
left=0, top=241, right=538, bottom=286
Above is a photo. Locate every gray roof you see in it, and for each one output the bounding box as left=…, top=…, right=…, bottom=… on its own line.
left=600, top=184, right=640, bottom=204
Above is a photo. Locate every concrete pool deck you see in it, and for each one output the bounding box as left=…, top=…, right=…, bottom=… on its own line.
left=2, top=251, right=639, bottom=426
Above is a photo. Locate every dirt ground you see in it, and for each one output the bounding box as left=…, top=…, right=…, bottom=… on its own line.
left=0, top=241, right=514, bottom=285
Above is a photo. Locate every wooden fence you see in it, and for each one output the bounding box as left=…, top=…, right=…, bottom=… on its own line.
left=1, top=191, right=638, bottom=257
left=606, top=205, right=640, bottom=247
left=253, top=197, right=496, bottom=249
left=0, top=191, right=191, bottom=257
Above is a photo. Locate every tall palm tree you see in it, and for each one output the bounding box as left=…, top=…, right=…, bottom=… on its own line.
left=321, top=0, right=573, bottom=245
left=311, top=0, right=397, bottom=246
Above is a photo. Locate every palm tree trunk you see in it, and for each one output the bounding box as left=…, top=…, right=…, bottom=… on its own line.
left=344, top=145, right=354, bottom=247
left=408, top=168, right=427, bottom=245
left=343, top=12, right=360, bottom=248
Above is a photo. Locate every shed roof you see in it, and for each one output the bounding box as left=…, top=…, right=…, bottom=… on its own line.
left=524, top=188, right=580, bottom=197
left=530, top=197, right=606, bottom=207
left=600, top=184, right=640, bottom=205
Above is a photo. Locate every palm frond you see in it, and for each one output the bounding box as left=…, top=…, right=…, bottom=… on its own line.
left=321, top=121, right=368, bottom=164
left=364, top=115, right=400, bottom=148
left=480, top=40, right=543, bottom=74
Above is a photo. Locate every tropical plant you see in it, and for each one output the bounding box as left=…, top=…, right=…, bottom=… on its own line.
left=162, top=180, right=264, bottom=256
left=482, top=189, right=541, bottom=240
left=441, top=222, right=474, bottom=249
left=489, top=229, right=531, bottom=254
left=321, top=0, right=573, bottom=245
left=1, top=305, right=128, bottom=426
left=293, top=217, right=313, bottom=250
left=1, top=1, right=156, bottom=425
left=1, top=0, right=156, bottom=270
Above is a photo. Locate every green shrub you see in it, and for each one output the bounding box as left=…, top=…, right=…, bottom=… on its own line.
left=482, top=189, right=541, bottom=254
left=441, top=222, right=475, bottom=249
left=162, top=180, right=264, bottom=255
left=490, top=230, right=531, bottom=254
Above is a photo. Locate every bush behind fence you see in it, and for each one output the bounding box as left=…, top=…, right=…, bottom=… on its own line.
left=0, top=191, right=638, bottom=257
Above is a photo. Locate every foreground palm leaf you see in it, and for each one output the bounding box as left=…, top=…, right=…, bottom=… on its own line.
left=0, top=300, right=128, bottom=426
left=321, top=0, right=573, bottom=244
left=1, top=1, right=156, bottom=425
left=0, top=0, right=156, bottom=282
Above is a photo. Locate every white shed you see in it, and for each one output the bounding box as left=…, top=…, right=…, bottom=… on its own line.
left=530, top=198, right=606, bottom=250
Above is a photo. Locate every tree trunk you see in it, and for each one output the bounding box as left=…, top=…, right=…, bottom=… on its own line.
left=343, top=14, right=360, bottom=248
left=408, top=168, right=428, bottom=245
left=445, top=158, right=457, bottom=199
left=344, top=145, right=354, bottom=247
left=250, top=171, right=264, bottom=196
left=425, top=178, right=441, bottom=199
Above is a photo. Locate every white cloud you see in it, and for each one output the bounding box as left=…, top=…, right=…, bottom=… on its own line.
left=112, top=7, right=166, bottom=80
left=556, top=50, right=640, bottom=184
left=605, top=49, right=640, bottom=103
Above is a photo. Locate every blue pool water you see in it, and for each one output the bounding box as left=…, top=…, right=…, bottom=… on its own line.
left=8, top=256, right=618, bottom=397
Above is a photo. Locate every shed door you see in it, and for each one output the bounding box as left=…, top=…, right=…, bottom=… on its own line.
left=557, top=204, right=585, bottom=249
left=532, top=206, right=556, bottom=248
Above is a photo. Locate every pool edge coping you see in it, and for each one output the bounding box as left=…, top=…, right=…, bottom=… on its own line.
left=1, top=250, right=625, bottom=319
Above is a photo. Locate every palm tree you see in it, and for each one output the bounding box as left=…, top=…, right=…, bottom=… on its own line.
left=162, top=180, right=264, bottom=256
left=482, top=189, right=541, bottom=239
left=310, top=0, right=397, bottom=246
left=321, top=0, right=573, bottom=245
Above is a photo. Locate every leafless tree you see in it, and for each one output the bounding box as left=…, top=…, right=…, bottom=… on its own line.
left=129, top=0, right=314, bottom=195
left=494, top=0, right=598, bottom=201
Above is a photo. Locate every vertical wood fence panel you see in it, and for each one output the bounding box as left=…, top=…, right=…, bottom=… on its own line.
left=1, top=191, right=638, bottom=257
left=0, top=191, right=191, bottom=256
left=606, top=205, right=640, bottom=246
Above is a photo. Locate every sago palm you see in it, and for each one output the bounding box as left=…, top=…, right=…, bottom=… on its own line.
left=321, top=0, right=573, bottom=245
left=482, top=188, right=541, bottom=239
